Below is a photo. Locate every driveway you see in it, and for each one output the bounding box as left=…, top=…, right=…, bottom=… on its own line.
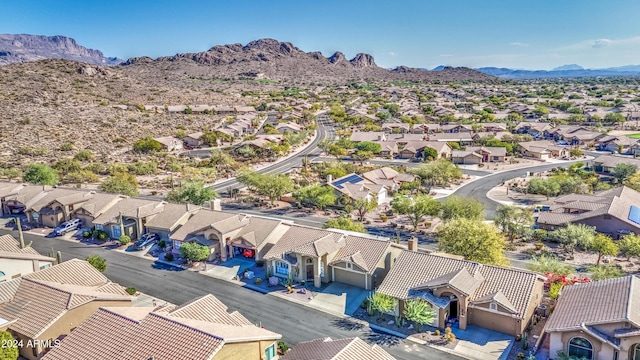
left=309, top=282, right=370, bottom=316
left=451, top=325, right=514, bottom=360
left=203, top=257, right=255, bottom=280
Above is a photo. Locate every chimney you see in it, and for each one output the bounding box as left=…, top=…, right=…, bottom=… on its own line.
left=326, top=174, right=333, bottom=184
left=210, top=199, right=222, bottom=211
left=408, top=237, right=418, bottom=252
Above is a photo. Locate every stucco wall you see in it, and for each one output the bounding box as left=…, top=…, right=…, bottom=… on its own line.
left=213, top=340, right=278, bottom=360
left=468, top=307, right=521, bottom=336
left=0, top=258, right=53, bottom=281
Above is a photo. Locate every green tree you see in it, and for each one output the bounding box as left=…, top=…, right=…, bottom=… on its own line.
left=237, top=169, right=294, bottom=205
left=604, top=112, right=625, bottom=124
left=619, top=234, right=640, bottom=261
left=99, top=172, right=139, bottom=196
left=437, top=218, right=507, bottom=266
left=352, top=150, right=374, bottom=164
left=590, top=234, right=618, bottom=265
left=293, top=184, right=336, bottom=210
left=624, top=173, right=640, bottom=192
left=588, top=264, right=625, bottom=281
left=440, top=196, right=484, bottom=221
left=353, top=197, right=378, bottom=221
left=533, top=104, right=549, bottom=117
left=166, top=181, right=218, bottom=205
left=52, top=158, right=82, bottom=176
left=611, top=163, right=637, bottom=183
left=409, top=159, right=462, bottom=187
left=391, top=195, right=441, bottom=231
left=119, top=235, right=131, bottom=246
left=553, top=223, right=596, bottom=254
left=493, top=205, right=534, bottom=242
left=403, top=299, right=435, bottom=332
left=369, top=292, right=397, bottom=315
left=23, top=163, right=59, bottom=185
left=132, top=136, right=163, bottom=153
left=527, top=255, right=574, bottom=275
left=0, top=330, right=19, bottom=360
left=354, top=141, right=382, bottom=154
left=324, top=216, right=367, bottom=233
left=527, top=178, right=560, bottom=200
left=179, top=242, right=210, bottom=262
left=65, top=170, right=100, bottom=184
left=422, top=147, right=438, bottom=161
left=86, top=254, right=107, bottom=272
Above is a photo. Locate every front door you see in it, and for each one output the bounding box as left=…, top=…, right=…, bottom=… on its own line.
left=306, top=264, right=314, bottom=281
left=449, top=300, right=458, bottom=319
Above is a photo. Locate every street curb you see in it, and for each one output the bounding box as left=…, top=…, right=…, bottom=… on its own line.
left=268, top=291, right=348, bottom=319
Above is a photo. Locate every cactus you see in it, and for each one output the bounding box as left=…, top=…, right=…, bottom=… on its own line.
left=56, top=251, right=62, bottom=265
left=16, top=218, right=25, bottom=248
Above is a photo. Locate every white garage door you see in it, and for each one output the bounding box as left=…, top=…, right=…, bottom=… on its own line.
left=334, top=268, right=368, bottom=289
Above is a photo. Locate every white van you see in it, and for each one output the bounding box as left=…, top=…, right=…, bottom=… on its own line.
left=54, top=219, right=82, bottom=236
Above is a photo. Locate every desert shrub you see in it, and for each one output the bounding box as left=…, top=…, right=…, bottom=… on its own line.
left=549, top=282, right=563, bottom=300
left=59, top=142, right=75, bottom=151
left=255, top=278, right=263, bottom=285
left=74, top=149, right=94, bottom=162
left=92, top=229, right=109, bottom=241
left=164, top=253, right=174, bottom=261
left=82, top=231, right=91, bottom=239
left=157, top=240, right=166, bottom=249
left=125, top=287, right=137, bottom=295
left=119, top=235, right=131, bottom=245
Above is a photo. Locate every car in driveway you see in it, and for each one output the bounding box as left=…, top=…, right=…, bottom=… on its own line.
left=53, top=219, right=82, bottom=236
left=134, top=233, right=159, bottom=250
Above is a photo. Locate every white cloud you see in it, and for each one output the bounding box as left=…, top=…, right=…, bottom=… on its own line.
left=388, top=51, right=396, bottom=57
left=509, top=42, right=529, bottom=47
left=592, top=39, right=612, bottom=48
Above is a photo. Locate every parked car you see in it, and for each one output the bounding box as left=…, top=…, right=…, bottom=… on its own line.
left=134, top=233, right=159, bottom=250
left=53, top=219, right=82, bottom=236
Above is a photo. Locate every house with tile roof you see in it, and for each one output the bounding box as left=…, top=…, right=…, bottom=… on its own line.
left=361, top=167, right=417, bottom=192
left=43, top=294, right=281, bottom=360
left=452, top=146, right=508, bottom=164
left=93, top=198, right=167, bottom=241
left=376, top=250, right=544, bottom=336
left=593, top=154, right=640, bottom=173
left=536, top=186, right=640, bottom=238
left=153, top=136, right=184, bottom=153
left=0, top=234, right=55, bottom=281
left=0, top=259, right=133, bottom=359
left=263, top=225, right=397, bottom=289
left=328, top=173, right=387, bottom=203
left=281, top=337, right=395, bottom=360
left=545, top=276, right=640, bottom=360
left=24, top=188, right=98, bottom=228
left=518, top=140, right=570, bottom=159
left=144, top=202, right=201, bottom=243
left=0, top=182, right=30, bottom=216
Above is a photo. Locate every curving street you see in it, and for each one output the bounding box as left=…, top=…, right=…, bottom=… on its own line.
left=212, top=113, right=335, bottom=194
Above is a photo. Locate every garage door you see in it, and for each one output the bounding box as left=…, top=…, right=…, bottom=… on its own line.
left=334, top=268, right=368, bottom=289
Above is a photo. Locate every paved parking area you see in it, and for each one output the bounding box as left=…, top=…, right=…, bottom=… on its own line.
left=203, top=257, right=255, bottom=280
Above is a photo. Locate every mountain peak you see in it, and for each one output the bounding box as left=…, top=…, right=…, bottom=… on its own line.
left=0, top=34, right=122, bottom=66
left=350, top=53, right=376, bottom=68
left=552, top=64, right=584, bottom=71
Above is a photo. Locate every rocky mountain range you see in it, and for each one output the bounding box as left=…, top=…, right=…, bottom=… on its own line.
left=0, top=34, right=122, bottom=66
left=122, top=38, right=495, bottom=83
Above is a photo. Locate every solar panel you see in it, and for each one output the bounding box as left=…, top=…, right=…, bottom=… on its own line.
left=332, top=174, right=364, bottom=189
left=628, top=205, right=640, bottom=225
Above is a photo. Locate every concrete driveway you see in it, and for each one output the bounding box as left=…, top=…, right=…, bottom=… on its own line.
left=309, top=282, right=370, bottom=316
left=451, top=325, right=514, bottom=360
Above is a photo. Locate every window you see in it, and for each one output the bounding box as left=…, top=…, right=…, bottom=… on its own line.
left=39, top=264, right=51, bottom=270
left=568, top=337, right=593, bottom=360
left=490, top=302, right=497, bottom=310
left=265, top=344, right=276, bottom=360
left=346, top=263, right=352, bottom=269
left=275, top=261, right=289, bottom=275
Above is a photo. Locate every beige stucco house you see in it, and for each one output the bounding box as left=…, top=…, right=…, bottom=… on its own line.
left=43, top=294, right=281, bottom=360
left=0, top=234, right=55, bottom=281
left=377, top=250, right=545, bottom=336
left=0, top=259, right=133, bottom=360
left=545, top=275, right=640, bottom=360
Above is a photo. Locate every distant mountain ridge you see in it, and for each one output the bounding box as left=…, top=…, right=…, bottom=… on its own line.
left=474, top=64, right=640, bottom=79
left=0, top=34, right=122, bottom=66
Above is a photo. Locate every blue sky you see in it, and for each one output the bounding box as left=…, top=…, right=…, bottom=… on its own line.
left=3, top=0, right=640, bottom=70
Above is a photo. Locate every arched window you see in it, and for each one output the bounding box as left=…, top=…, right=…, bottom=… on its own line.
left=633, top=343, right=640, bottom=360
left=568, top=337, right=593, bottom=360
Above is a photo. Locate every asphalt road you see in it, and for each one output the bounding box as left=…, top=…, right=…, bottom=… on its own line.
left=10, top=229, right=460, bottom=360
left=212, top=114, right=336, bottom=194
